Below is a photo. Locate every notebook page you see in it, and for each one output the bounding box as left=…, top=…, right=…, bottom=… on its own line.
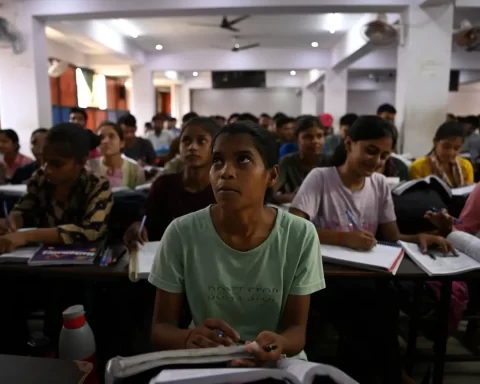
left=400, top=241, right=480, bottom=276
left=137, top=241, right=161, bottom=279
left=279, top=359, right=359, bottom=384
left=0, top=246, right=38, bottom=262
left=448, top=231, right=480, bottom=262
left=320, top=243, right=402, bottom=272
left=451, top=184, right=476, bottom=196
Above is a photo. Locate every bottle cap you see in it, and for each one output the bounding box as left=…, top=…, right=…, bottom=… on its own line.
left=62, top=305, right=86, bottom=329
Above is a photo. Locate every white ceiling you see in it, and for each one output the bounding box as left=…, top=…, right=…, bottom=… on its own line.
left=103, top=14, right=366, bottom=52
left=45, top=26, right=108, bottom=55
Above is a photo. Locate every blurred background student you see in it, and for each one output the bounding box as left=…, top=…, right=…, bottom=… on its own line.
left=11, top=128, right=48, bottom=185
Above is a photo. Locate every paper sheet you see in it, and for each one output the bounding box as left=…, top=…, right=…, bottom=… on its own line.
left=128, top=241, right=160, bottom=282
left=451, top=184, right=476, bottom=196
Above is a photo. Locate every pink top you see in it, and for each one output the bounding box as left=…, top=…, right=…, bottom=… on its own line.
left=455, top=183, right=480, bottom=235
left=3, top=153, right=34, bottom=177
left=104, top=168, right=123, bottom=188
left=88, top=148, right=101, bottom=159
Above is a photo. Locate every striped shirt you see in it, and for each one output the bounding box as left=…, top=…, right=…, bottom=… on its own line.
left=12, top=168, right=113, bottom=244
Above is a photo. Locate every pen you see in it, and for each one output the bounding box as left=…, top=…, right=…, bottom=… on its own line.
left=345, top=209, right=361, bottom=230
left=430, top=207, right=462, bottom=225
left=3, top=201, right=10, bottom=231
left=100, top=248, right=110, bottom=267
left=427, top=252, right=437, bottom=261
left=139, top=215, right=147, bottom=237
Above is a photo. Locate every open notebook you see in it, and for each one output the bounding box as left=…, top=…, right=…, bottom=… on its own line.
left=400, top=231, right=480, bottom=276
left=128, top=241, right=160, bottom=282
left=391, top=175, right=476, bottom=198
left=151, top=360, right=358, bottom=384
left=320, top=243, right=404, bottom=275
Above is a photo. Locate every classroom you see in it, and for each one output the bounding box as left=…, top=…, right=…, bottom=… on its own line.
left=1, top=1, right=480, bottom=383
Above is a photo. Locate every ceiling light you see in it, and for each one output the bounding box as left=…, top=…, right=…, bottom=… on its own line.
left=311, top=41, right=319, bottom=48
left=326, top=13, right=341, bottom=34
left=234, top=43, right=240, bottom=49
left=155, top=44, right=163, bottom=51
left=112, top=19, right=140, bottom=39
left=368, top=73, right=374, bottom=79
left=192, top=71, right=199, bottom=77
left=290, top=70, right=296, bottom=76
left=164, top=70, right=178, bottom=80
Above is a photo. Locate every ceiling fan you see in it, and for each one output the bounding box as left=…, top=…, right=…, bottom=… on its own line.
left=190, top=15, right=250, bottom=32
left=211, top=36, right=260, bottom=52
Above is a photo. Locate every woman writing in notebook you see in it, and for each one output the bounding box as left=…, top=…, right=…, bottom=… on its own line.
left=149, top=121, right=324, bottom=364
left=289, top=115, right=452, bottom=383
left=124, top=117, right=219, bottom=246
left=409, top=121, right=474, bottom=186
left=97, top=120, right=146, bottom=188
left=0, top=123, right=113, bottom=252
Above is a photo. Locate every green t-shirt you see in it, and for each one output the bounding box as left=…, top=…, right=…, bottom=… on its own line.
left=149, top=206, right=325, bottom=344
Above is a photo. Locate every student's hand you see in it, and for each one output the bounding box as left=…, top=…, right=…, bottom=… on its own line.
left=0, top=218, right=16, bottom=235
left=185, top=318, right=240, bottom=349
left=418, top=233, right=456, bottom=254
left=123, top=221, right=148, bottom=251
left=0, top=232, right=27, bottom=254
left=343, top=230, right=377, bottom=251
left=230, top=332, right=284, bottom=367
left=424, top=209, right=454, bottom=233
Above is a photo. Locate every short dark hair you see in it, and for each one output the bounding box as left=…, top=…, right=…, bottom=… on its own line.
left=272, top=112, right=287, bottom=121
left=182, top=112, right=199, bottom=124
left=276, top=116, right=295, bottom=129
left=45, top=123, right=100, bottom=162
left=237, top=113, right=259, bottom=124
left=227, top=113, right=240, bottom=123
left=434, top=122, right=465, bottom=142
left=118, top=114, right=137, bottom=127
left=376, top=103, right=397, bottom=115
left=295, top=115, right=322, bottom=136
left=340, top=113, right=359, bottom=127
left=260, top=113, right=271, bottom=119
left=152, top=113, right=168, bottom=122
left=181, top=117, right=220, bottom=139
left=31, top=128, right=49, bottom=137
left=211, top=120, right=278, bottom=203
left=70, top=107, right=88, bottom=122
left=0, top=129, right=20, bottom=151
left=330, top=115, right=398, bottom=167
left=98, top=120, right=124, bottom=141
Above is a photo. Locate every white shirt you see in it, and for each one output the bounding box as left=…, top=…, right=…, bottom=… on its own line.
left=145, top=130, right=175, bottom=150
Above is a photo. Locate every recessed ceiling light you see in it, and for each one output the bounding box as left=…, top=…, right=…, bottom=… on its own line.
left=155, top=44, right=163, bottom=51
left=193, top=71, right=199, bottom=77
left=290, top=70, right=296, bottom=76
left=112, top=19, right=140, bottom=39
left=234, top=43, right=240, bottom=49
left=311, top=41, right=319, bottom=48
left=368, top=73, right=374, bottom=79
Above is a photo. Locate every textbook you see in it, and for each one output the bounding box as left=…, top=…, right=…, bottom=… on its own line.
left=28, top=242, right=105, bottom=266
left=105, top=347, right=357, bottom=384
left=400, top=231, right=480, bottom=276
left=392, top=175, right=476, bottom=198
left=128, top=241, right=160, bottom=282
left=151, top=360, right=358, bottom=384
left=320, top=243, right=404, bottom=275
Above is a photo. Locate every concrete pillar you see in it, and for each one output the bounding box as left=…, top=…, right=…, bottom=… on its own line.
left=0, top=0, right=51, bottom=153
left=395, top=4, right=454, bottom=156
left=324, top=69, right=348, bottom=133
left=301, top=88, right=317, bottom=115
left=170, top=84, right=182, bottom=120
left=130, top=66, right=154, bottom=135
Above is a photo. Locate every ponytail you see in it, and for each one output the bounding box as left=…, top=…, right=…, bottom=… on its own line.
left=329, top=141, right=348, bottom=167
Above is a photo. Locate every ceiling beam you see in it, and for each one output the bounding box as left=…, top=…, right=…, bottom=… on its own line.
left=45, top=21, right=145, bottom=64
left=29, top=0, right=420, bottom=21
left=144, top=48, right=331, bottom=71
left=455, top=0, right=480, bottom=7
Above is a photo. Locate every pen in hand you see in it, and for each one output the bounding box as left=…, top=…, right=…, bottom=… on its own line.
left=2, top=201, right=11, bottom=232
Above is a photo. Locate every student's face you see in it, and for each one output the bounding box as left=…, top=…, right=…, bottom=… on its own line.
left=345, top=136, right=393, bottom=177
left=434, top=137, right=463, bottom=163
left=69, top=113, right=86, bottom=127
left=259, top=116, right=271, bottom=129
left=31, top=132, right=47, bottom=163
left=179, top=125, right=212, bottom=168
left=464, top=123, right=475, bottom=135
left=277, top=123, right=295, bottom=142
left=297, top=127, right=325, bottom=156
left=43, top=144, right=83, bottom=185
left=210, top=133, right=278, bottom=210
left=339, top=124, right=349, bottom=139
left=152, top=119, right=164, bottom=132
left=121, top=124, right=137, bottom=144
left=0, top=134, right=15, bottom=155
left=378, top=112, right=396, bottom=125
left=99, top=125, right=124, bottom=156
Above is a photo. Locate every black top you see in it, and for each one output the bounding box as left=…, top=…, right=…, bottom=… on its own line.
left=10, top=162, right=39, bottom=185
left=123, top=137, right=157, bottom=165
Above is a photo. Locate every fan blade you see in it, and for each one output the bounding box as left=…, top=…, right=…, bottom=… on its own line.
left=236, top=43, right=260, bottom=51
left=229, top=15, right=250, bottom=25
left=223, top=25, right=239, bottom=32
left=189, top=22, right=221, bottom=28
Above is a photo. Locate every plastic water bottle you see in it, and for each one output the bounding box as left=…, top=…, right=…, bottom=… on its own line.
left=59, top=305, right=97, bottom=382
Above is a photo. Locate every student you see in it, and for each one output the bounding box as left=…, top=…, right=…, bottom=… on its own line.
left=146, top=113, right=175, bottom=152
left=227, top=113, right=240, bottom=124
left=149, top=120, right=324, bottom=364
left=119, top=114, right=157, bottom=165
left=259, top=113, right=272, bottom=130
left=319, top=113, right=334, bottom=136
left=323, top=113, right=358, bottom=155
left=97, top=121, right=145, bottom=189
left=276, top=117, right=296, bottom=145
left=69, top=107, right=88, bottom=127
left=289, top=115, right=452, bottom=383
left=124, top=117, right=219, bottom=246
left=182, top=111, right=199, bottom=125
left=0, top=123, right=113, bottom=251
left=11, top=128, right=48, bottom=184
left=68, top=107, right=102, bottom=166
left=0, top=129, right=33, bottom=178
left=409, top=121, right=474, bottom=187
left=274, top=115, right=328, bottom=204
left=377, top=103, right=396, bottom=125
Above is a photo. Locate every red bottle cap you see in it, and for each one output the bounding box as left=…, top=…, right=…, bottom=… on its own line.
left=62, top=305, right=87, bottom=329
